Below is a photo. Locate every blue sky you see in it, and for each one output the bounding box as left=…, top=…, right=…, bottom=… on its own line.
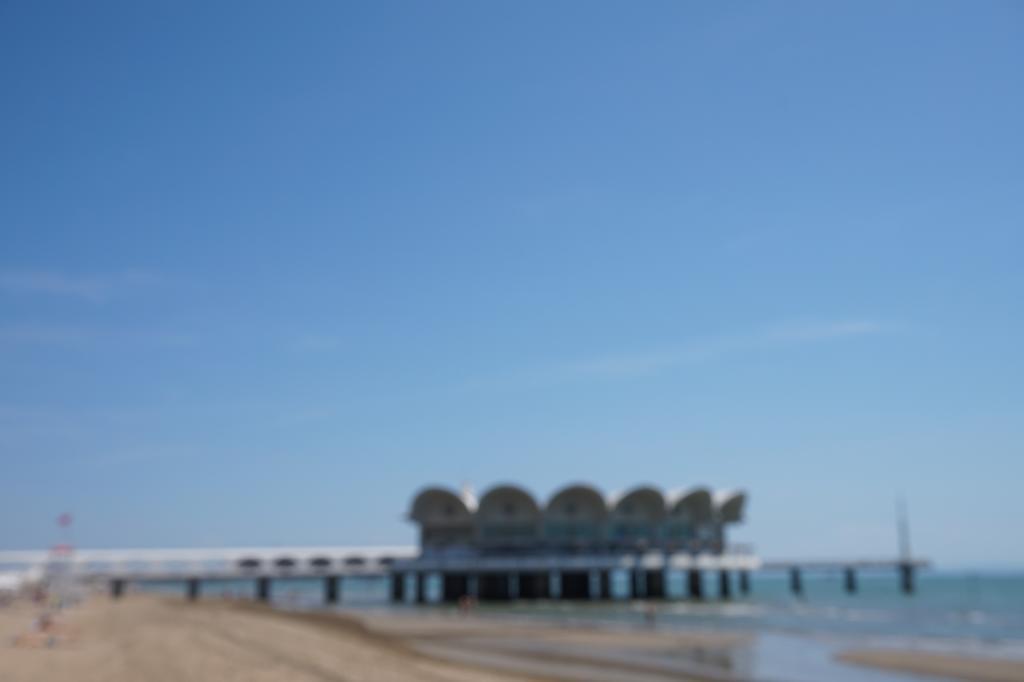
left=1, top=1, right=1022, bottom=568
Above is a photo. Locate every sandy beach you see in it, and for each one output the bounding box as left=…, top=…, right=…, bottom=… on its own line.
left=2, top=595, right=1023, bottom=682
left=0, top=596, right=534, bottom=682
left=838, top=649, right=1024, bottom=682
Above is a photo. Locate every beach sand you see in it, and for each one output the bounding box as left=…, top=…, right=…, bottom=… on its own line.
left=0, top=595, right=742, bottom=682
left=0, top=596, right=537, bottom=682
left=839, top=649, right=1024, bottom=682
left=2, top=595, right=1023, bottom=682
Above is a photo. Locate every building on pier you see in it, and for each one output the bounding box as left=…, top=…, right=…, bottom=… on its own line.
left=397, top=482, right=756, bottom=603
left=409, top=483, right=748, bottom=556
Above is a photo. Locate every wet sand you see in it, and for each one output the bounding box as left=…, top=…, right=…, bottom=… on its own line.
left=839, top=649, right=1024, bottom=682
left=2, top=595, right=1023, bottom=682
left=354, top=610, right=751, bottom=681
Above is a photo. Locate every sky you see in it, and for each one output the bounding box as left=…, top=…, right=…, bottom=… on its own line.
left=1, top=1, right=1022, bottom=569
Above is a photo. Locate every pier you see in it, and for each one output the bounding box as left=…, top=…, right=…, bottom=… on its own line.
left=0, top=483, right=928, bottom=603
left=387, top=482, right=928, bottom=603
left=761, top=558, right=929, bottom=596
left=0, top=548, right=927, bottom=603
left=0, top=546, right=414, bottom=603
left=390, top=551, right=758, bottom=602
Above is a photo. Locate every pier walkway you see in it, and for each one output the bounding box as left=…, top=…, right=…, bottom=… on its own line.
left=2, top=546, right=929, bottom=603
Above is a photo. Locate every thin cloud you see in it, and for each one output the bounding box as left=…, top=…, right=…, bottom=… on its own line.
left=563, top=319, right=889, bottom=380
left=457, top=319, right=891, bottom=394
left=0, top=268, right=158, bottom=302
left=0, top=324, right=196, bottom=348
left=0, top=324, right=94, bottom=345
left=764, top=320, right=884, bottom=342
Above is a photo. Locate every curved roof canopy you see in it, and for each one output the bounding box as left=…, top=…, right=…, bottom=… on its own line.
left=545, top=483, right=608, bottom=521
left=609, top=486, right=666, bottom=522
left=714, top=490, right=747, bottom=523
left=409, top=483, right=745, bottom=530
left=668, top=487, right=713, bottom=523
left=409, top=486, right=475, bottom=526
left=477, top=484, right=542, bottom=522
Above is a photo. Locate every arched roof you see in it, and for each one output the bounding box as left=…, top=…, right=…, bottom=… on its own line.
left=409, top=482, right=742, bottom=529
left=545, top=483, right=608, bottom=520
left=668, top=486, right=713, bottom=522
left=714, top=489, right=747, bottom=523
left=409, top=486, right=475, bottom=525
left=477, top=484, right=541, bottom=521
left=609, top=485, right=666, bottom=521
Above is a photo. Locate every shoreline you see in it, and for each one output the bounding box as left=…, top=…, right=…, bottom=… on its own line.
left=2, top=595, right=1023, bottom=681
left=838, top=649, right=1024, bottom=682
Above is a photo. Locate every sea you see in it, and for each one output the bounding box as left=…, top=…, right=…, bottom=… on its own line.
left=139, top=570, right=1024, bottom=682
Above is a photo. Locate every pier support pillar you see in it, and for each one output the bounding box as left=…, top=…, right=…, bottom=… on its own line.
left=599, top=570, right=612, bottom=600
left=518, top=572, right=549, bottom=599
left=110, top=578, right=125, bottom=599
left=718, top=570, right=731, bottom=600
left=549, top=571, right=561, bottom=600
left=844, top=567, right=857, bottom=594
left=899, top=563, right=915, bottom=595
left=739, top=570, right=750, bottom=596
left=687, top=569, right=703, bottom=600
left=256, top=577, right=271, bottom=602
left=391, top=573, right=405, bottom=602
left=561, top=571, right=590, bottom=600
left=509, top=572, right=520, bottom=600
left=789, top=568, right=803, bottom=597
left=479, top=573, right=511, bottom=601
left=187, top=578, right=200, bottom=601
left=441, top=573, right=467, bottom=602
left=645, top=570, right=665, bottom=599
left=324, top=575, right=340, bottom=604
left=415, top=572, right=426, bottom=604
left=631, top=569, right=645, bottom=599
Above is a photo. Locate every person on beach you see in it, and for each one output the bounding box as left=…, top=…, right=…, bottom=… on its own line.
left=457, top=594, right=476, bottom=616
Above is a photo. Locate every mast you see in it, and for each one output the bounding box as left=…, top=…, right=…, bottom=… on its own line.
left=896, top=495, right=911, bottom=561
